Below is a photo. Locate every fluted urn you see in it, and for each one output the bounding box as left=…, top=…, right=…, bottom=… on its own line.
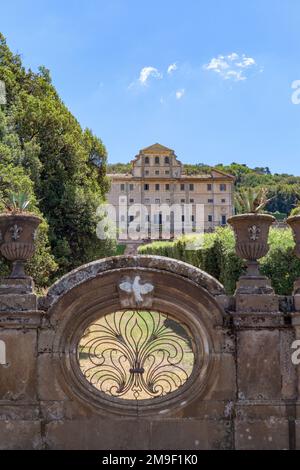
left=287, top=215, right=300, bottom=259
left=287, top=215, right=300, bottom=294
left=0, top=214, right=41, bottom=278
left=228, top=213, right=275, bottom=277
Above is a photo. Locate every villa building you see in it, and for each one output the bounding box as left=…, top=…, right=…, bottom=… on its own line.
left=107, top=143, right=234, bottom=240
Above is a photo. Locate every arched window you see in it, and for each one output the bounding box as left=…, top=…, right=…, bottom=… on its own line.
left=155, top=157, right=160, bottom=165
left=145, top=157, right=150, bottom=164
left=165, top=157, right=170, bottom=164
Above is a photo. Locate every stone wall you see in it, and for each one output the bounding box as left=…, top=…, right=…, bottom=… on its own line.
left=0, top=256, right=299, bottom=450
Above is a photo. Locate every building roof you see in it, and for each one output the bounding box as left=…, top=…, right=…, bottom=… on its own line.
left=140, top=143, right=174, bottom=154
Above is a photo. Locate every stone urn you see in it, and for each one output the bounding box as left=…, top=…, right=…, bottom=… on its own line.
left=287, top=215, right=300, bottom=294
left=228, top=213, right=275, bottom=293
left=0, top=213, right=41, bottom=278
left=287, top=215, right=300, bottom=259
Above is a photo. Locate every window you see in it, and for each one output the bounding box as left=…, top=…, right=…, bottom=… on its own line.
left=165, top=157, right=170, bottom=164
left=181, top=199, right=185, bottom=204
left=120, top=184, right=125, bottom=191
left=191, top=215, right=195, bottom=222
left=221, top=215, right=227, bottom=225
left=165, top=184, right=170, bottom=191
left=129, top=198, right=134, bottom=203
left=181, top=184, right=185, bottom=191
left=155, top=170, right=160, bottom=175
left=165, top=170, right=170, bottom=175
left=145, top=157, right=150, bottom=164
left=144, top=198, right=150, bottom=204
left=208, top=199, right=214, bottom=203
left=189, top=184, right=194, bottom=191
left=221, top=199, right=226, bottom=203
left=155, top=198, right=160, bottom=204
left=155, top=184, right=160, bottom=191
left=155, top=157, right=160, bottom=165
left=220, top=184, right=227, bottom=191
left=144, top=184, right=149, bottom=191
left=129, top=215, right=134, bottom=222
left=181, top=215, right=185, bottom=222
left=190, top=199, right=194, bottom=203
left=208, top=215, right=213, bottom=222
left=129, top=184, right=134, bottom=191
left=207, top=184, right=212, bottom=191
left=145, top=170, right=149, bottom=175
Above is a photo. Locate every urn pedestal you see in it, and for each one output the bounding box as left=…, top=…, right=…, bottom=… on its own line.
left=228, top=214, right=277, bottom=310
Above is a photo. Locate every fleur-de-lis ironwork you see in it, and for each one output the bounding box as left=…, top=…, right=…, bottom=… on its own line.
left=78, top=310, right=195, bottom=400
left=10, top=224, right=23, bottom=241
left=248, top=225, right=261, bottom=241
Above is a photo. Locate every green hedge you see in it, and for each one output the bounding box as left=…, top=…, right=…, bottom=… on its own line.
left=138, top=227, right=300, bottom=295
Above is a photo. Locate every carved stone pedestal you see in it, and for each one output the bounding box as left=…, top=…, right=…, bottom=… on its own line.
left=0, top=278, right=37, bottom=312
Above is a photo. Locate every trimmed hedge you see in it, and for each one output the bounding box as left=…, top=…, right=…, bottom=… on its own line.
left=138, top=227, right=300, bottom=295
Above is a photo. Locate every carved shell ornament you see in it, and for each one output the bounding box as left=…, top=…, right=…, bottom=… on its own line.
left=10, top=224, right=23, bottom=241
left=248, top=225, right=261, bottom=241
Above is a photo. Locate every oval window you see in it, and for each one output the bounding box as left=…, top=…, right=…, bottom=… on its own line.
left=78, top=310, right=195, bottom=401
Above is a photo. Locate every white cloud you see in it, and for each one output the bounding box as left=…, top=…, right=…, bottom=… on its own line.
left=138, top=66, right=163, bottom=85
left=167, top=63, right=178, bottom=75
left=203, top=53, right=257, bottom=81
left=176, top=89, right=185, bottom=100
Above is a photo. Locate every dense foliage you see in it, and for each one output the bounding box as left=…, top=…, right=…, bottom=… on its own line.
left=138, top=227, right=300, bottom=295
left=0, top=33, right=116, bottom=287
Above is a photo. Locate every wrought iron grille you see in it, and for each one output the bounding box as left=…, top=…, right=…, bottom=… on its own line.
left=78, top=310, right=195, bottom=400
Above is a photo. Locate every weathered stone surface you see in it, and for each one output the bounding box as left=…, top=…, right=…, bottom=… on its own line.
left=236, top=277, right=274, bottom=295
left=0, top=329, right=37, bottom=401
left=0, top=277, right=34, bottom=295
left=37, top=354, right=67, bottom=401
left=204, top=354, right=236, bottom=401
left=296, top=420, right=300, bottom=449
left=235, top=418, right=289, bottom=450
left=45, top=419, right=151, bottom=450
left=233, top=312, right=284, bottom=328
left=237, top=330, right=282, bottom=400
left=235, top=403, right=287, bottom=420
left=280, top=330, right=297, bottom=399
left=151, top=419, right=233, bottom=450
left=0, top=405, right=40, bottom=421
left=236, top=293, right=279, bottom=313
left=294, top=295, right=300, bottom=312
left=0, top=293, right=37, bottom=311
left=0, top=420, right=42, bottom=450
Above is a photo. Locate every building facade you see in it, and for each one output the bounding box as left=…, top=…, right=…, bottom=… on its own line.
left=107, top=143, right=234, bottom=240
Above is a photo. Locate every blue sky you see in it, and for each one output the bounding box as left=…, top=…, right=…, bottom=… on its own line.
left=1, top=0, right=300, bottom=174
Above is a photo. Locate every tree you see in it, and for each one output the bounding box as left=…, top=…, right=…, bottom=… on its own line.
left=0, top=32, right=116, bottom=283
